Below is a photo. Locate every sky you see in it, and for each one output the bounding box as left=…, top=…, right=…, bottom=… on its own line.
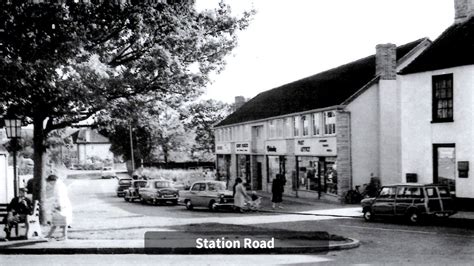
left=195, top=0, right=455, bottom=103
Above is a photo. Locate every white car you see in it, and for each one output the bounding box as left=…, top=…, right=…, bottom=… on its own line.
left=101, top=169, right=117, bottom=179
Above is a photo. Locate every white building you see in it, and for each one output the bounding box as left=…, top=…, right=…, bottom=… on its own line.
left=400, top=0, right=474, bottom=204
left=214, top=38, right=430, bottom=201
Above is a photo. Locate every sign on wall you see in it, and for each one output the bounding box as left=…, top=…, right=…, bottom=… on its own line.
left=235, top=142, right=251, bottom=154
left=216, top=143, right=231, bottom=154
left=294, top=138, right=337, bottom=156
left=265, top=140, right=287, bottom=155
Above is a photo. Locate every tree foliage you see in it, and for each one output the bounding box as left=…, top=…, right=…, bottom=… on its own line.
left=182, top=99, right=231, bottom=160
left=0, top=0, right=253, bottom=207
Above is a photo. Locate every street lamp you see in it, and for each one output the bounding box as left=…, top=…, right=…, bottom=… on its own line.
left=4, top=117, right=22, bottom=198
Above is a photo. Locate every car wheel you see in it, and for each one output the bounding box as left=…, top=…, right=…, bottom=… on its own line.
left=407, top=210, right=421, bottom=224
left=125, top=196, right=130, bottom=202
left=363, top=208, right=374, bottom=222
left=185, top=200, right=193, bottom=210
left=209, top=200, right=218, bottom=211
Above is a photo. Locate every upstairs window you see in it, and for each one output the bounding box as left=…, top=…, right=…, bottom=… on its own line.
left=301, top=115, right=309, bottom=136
left=312, top=113, right=322, bottom=136
left=432, top=74, right=453, bottom=122
left=293, top=116, right=300, bottom=137
left=324, top=111, right=336, bottom=135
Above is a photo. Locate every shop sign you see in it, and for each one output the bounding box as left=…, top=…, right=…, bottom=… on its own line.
left=294, top=138, right=337, bottom=156
left=265, top=140, right=287, bottom=154
left=235, top=142, right=251, bottom=154
left=216, top=143, right=231, bottom=154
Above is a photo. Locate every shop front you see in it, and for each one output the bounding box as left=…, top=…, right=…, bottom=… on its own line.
left=295, top=138, right=338, bottom=197
left=216, top=143, right=232, bottom=186
left=235, top=142, right=251, bottom=188
left=265, top=140, right=288, bottom=192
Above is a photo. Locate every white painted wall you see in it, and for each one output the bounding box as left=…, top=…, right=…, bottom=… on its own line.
left=400, top=65, right=474, bottom=198
left=78, top=143, right=113, bottom=162
left=346, top=84, right=380, bottom=188
left=0, top=153, right=13, bottom=203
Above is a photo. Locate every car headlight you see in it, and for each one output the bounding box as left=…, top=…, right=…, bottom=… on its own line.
left=220, top=194, right=224, bottom=198
left=156, top=192, right=161, bottom=197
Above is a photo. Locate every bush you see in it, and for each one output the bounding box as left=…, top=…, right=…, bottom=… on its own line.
left=132, top=167, right=208, bottom=189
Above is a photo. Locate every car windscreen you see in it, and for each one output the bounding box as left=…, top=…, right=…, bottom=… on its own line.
left=119, top=179, right=132, bottom=185
left=155, top=181, right=171, bottom=188
left=208, top=183, right=226, bottom=191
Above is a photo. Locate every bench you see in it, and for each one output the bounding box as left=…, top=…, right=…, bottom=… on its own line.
left=0, top=200, right=42, bottom=239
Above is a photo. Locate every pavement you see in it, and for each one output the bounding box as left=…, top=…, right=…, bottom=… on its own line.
left=1, top=191, right=473, bottom=253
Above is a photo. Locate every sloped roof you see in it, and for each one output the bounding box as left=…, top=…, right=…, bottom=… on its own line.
left=400, top=17, right=474, bottom=74
left=70, top=129, right=110, bottom=144
left=216, top=38, right=426, bottom=127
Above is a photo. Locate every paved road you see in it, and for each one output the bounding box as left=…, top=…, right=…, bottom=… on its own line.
left=4, top=177, right=473, bottom=265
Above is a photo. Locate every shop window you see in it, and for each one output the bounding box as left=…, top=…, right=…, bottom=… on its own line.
left=432, top=74, right=453, bottom=122
left=312, top=113, right=322, bottom=136
left=293, top=116, right=300, bottom=137
left=324, top=111, right=336, bottom=135
left=301, top=115, right=309, bottom=136
left=237, top=155, right=251, bottom=185
left=267, top=156, right=285, bottom=183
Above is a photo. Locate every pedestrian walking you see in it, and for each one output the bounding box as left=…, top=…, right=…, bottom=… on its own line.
left=272, top=174, right=285, bottom=209
left=233, top=178, right=250, bottom=213
left=45, top=175, right=72, bottom=241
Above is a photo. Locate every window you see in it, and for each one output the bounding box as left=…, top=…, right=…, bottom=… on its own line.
left=378, top=187, right=396, bottom=198
left=268, top=120, right=276, bottom=138
left=312, top=113, right=322, bottom=136
left=283, top=118, right=291, bottom=137
left=425, top=187, right=438, bottom=198
left=293, top=116, right=300, bottom=137
left=397, top=187, right=423, bottom=198
left=301, top=115, right=309, bottom=136
left=324, top=111, right=336, bottom=135
left=432, top=74, right=453, bottom=122
left=276, top=119, right=283, bottom=138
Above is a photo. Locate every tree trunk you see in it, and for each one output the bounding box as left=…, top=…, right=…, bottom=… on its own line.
left=32, top=117, right=47, bottom=224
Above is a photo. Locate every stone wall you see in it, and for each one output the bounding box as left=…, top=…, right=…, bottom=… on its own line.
left=336, top=111, right=352, bottom=198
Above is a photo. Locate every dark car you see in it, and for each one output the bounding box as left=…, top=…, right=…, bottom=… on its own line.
left=361, top=184, right=457, bottom=224
left=116, top=178, right=132, bottom=197
left=124, top=180, right=149, bottom=202
left=140, top=180, right=179, bottom=205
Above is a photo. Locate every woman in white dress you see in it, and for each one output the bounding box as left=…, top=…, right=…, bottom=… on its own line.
left=45, top=174, right=72, bottom=240
left=233, top=178, right=250, bottom=212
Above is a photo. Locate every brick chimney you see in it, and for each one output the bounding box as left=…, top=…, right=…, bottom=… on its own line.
left=233, top=96, right=245, bottom=111
left=455, top=0, right=474, bottom=23
left=375, top=44, right=397, bottom=80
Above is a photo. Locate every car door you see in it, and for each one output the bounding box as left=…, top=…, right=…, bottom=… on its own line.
left=372, top=187, right=396, bottom=216
left=189, top=183, right=202, bottom=204
left=437, top=186, right=455, bottom=213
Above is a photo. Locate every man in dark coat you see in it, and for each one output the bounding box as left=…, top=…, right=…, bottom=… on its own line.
left=272, top=174, right=285, bottom=209
left=3, top=188, right=33, bottom=240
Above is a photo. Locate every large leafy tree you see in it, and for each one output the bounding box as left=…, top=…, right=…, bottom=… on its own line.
left=0, top=0, right=253, bottom=213
left=183, top=99, right=231, bottom=161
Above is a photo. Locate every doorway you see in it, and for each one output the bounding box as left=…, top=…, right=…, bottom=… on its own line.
left=433, top=144, right=456, bottom=195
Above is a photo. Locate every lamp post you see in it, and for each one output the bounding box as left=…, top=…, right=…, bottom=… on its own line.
left=4, top=117, right=22, bottom=198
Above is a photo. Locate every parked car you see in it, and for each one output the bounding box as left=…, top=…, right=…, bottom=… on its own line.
left=180, top=181, right=234, bottom=211
left=116, top=178, right=132, bottom=197
left=361, top=184, right=457, bottom=224
left=101, top=169, right=117, bottom=179
left=124, top=180, right=149, bottom=202
left=140, top=180, right=179, bottom=205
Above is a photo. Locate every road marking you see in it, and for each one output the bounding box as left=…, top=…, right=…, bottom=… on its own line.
left=339, top=225, right=437, bottom=235
left=340, top=225, right=474, bottom=238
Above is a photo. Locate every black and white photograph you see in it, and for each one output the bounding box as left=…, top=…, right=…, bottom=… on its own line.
left=0, top=0, right=473, bottom=265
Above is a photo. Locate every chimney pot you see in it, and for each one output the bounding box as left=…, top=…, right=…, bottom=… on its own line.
left=234, top=96, right=246, bottom=111
left=376, top=44, right=397, bottom=80
left=454, top=0, right=474, bottom=23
